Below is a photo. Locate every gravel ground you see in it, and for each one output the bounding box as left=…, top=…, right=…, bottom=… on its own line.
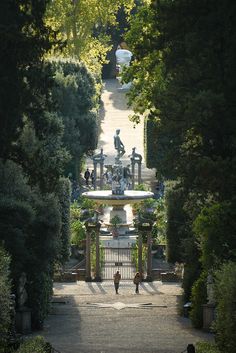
left=36, top=280, right=214, bottom=353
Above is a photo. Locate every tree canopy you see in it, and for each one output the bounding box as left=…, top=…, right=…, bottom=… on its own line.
left=124, top=0, right=236, bottom=341
left=45, top=0, right=135, bottom=73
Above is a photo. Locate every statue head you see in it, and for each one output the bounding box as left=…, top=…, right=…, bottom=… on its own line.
left=116, top=129, right=120, bottom=135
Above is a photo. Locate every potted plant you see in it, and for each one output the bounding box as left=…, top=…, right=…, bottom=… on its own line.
left=110, top=215, right=122, bottom=237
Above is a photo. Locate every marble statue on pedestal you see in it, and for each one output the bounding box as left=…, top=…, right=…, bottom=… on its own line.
left=114, top=129, right=125, bottom=159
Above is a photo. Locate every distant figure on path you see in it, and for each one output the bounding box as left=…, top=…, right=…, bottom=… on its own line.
left=114, top=129, right=125, bottom=158
left=133, top=272, right=141, bottom=294
left=84, top=168, right=90, bottom=186
left=187, top=344, right=195, bottom=353
left=113, top=270, right=121, bottom=294
left=90, top=170, right=95, bottom=188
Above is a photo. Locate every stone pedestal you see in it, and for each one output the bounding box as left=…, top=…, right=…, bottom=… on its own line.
left=93, top=162, right=97, bottom=190
left=110, top=206, right=127, bottom=224
left=138, top=162, right=141, bottom=184
left=95, top=230, right=101, bottom=282
left=138, top=233, right=143, bottom=276
left=131, top=162, right=135, bottom=189
left=110, top=206, right=129, bottom=235
left=85, top=232, right=92, bottom=281
left=16, top=308, right=31, bottom=334
left=202, top=304, right=215, bottom=331
left=146, top=232, right=153, bottom=281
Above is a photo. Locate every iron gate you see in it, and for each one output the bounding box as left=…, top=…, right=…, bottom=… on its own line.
left=102, top=247, right=136, bottom=280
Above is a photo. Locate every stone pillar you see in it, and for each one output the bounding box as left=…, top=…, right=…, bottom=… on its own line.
left=131, top=161, right=135, bottom=189
left=100, top=160, right=104, bottom=189
left=93, top=162, right=97, bottom=190
left=202, top=304, right=215, bottom=331
left=138, top=232, right=143, bottom=276
left=95, top=229, right=101, bottom=281
left=16, top=308, right=31, bottom=334
left=138, top=162, right=141, bottom=185
left=85, top=231, right=92, bottom=281
left=146, top=231, right=152, bottom=281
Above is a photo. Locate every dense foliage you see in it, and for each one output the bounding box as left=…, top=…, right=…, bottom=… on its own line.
left=190, top=271, right=207, bottom=329
left=50, top=59, right=99, bottom=179
left=196, top=342, right=220, bottom=353
left=124, top=0, right=236, bottom=344
left=0, top=0, right=100, bottom=333
left=45, top=0, right=135, bottom=75
left=0, top=0, right=57, bottom=160
left=16, top=336, right=52, bottom=353
left=214, top=262, right=236, bottom=352
left=0, top=247, right=11, bottom=349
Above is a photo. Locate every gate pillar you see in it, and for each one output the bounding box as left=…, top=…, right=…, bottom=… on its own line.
left=138, top=221, right=153, bottom=281
left=85, top=230, right=92, bottom=282
left=94, top=224, right=102, bottom=282
left=146, top=231, right=153, bottom=281
left=138, top=232, right=143, bottom=277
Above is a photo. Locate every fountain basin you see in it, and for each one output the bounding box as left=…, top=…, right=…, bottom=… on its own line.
left=82, top=190, right=154, bottom=235
left=82, top=190, right=154, bottom=206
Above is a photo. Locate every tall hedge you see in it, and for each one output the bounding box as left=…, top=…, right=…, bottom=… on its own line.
left=50, top=59, right=100, bottom=179
left=144, top=117, right=159, bottom=169
left=165, top=183, right=188, bottom=263
left=214, top=262, right=236, bottom=353
left=57, top=178, right=71, bottom=264
left=190, top=271, right=207, bottom=328
left=0, top=246, right=11, bottom=349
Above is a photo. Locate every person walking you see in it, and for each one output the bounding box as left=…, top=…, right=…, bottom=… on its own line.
left=90, top=170, right=95, bottom=188
left=84, top=168, right=90, bottom=186
left=113, top=270, right=121, bottom=294
left=133, top=272, right=141, bottom=294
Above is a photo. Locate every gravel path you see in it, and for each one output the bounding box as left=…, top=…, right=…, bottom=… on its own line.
left=39, top=281, right=213, bottom=353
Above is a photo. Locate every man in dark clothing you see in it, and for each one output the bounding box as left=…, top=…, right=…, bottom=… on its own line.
left=84, top=168, right=90, bottom=186
left=113, top=271, right=121, bottom=294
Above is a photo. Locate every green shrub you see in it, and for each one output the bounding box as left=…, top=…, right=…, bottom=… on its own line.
left=27, top=272, right=53, bottom=330
left=71, top=220, right=86, bottom=247
left=0, top=246, right=11, bottom=352
left=190, top=271, right=207, bottom=328
left=131, top=242, right=147, bottom=271
left=144, top=117, right=159, bottom=169
left=78, top=196, right=96, bottom=211
left=214, top=262, right=236, bottom=353
left=57, top=178, right=71, bottom=264
left=196, top=341, right=220, bottom=353
left=16, top=336, right=52, bottom=353
left=166, top=184, right=189, bottom=263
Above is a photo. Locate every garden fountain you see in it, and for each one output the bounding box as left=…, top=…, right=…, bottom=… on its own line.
left=82, top=130, right=154, bottom=235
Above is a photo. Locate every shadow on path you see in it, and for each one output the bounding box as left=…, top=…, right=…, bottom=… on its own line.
left=103, top=79, right=130, bottom=111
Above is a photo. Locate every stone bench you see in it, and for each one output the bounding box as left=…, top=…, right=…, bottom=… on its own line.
left=161, top=272, right=180, bottom=282
left=152, top=269, right=164, bottom=280
left=54, top=269, right=86, bottom=282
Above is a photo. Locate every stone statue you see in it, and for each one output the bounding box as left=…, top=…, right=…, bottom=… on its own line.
left=17, top=272, right=28, bottom=309
left=129, top=147, right=142, bottom=162
left=207, top=273, right=215, bottom=305
left=123, top=165, right=132, bottom=189
left=92, top=148, right=106, bottom=163
left=114, top=129, right=125, bottom=158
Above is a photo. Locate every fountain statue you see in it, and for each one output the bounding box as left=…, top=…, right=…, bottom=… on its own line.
left=82, top=129, right=153, bottom=234
left=114, top=129, right=125, bottom=160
